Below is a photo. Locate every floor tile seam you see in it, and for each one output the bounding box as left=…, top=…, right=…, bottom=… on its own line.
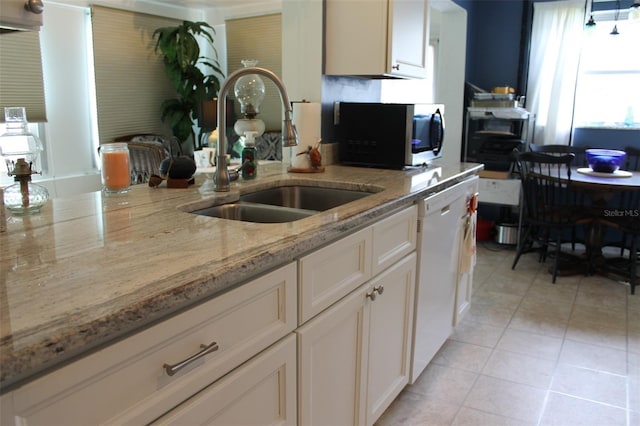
left=460, top=373, right=548, bottom=424
left=401, top=385, right=473, bottom=426
left=478, top=363, right=555, bottom=392
left=457, top=404, right=536, bottom=426
left=546, top=389, right=630, bottom=411
left=567, top=314, right=629, bottom=332
left=626, top=373, right=635, bottom=418
left=553, top=360, right=629, bottom=379
left=535, top=389, right=553, bottom=426
left=550, top=362, right=630, bottom=410
left=562, top=335, right=629, bottom=360
left=488, top=344, right=563, bottom=364
left=455, top=364, right=545, bottom=424
left=430, top=350, right=492, bottom=377
left=562, top=332, right=628, bottom=354
left=447, top=329, right=507, bottom=351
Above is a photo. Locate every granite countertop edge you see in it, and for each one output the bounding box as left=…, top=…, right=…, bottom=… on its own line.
left=0, top=162, right=482, bottom=392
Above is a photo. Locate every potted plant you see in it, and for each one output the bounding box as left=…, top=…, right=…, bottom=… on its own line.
left=153, top=21, right=223, bottom=154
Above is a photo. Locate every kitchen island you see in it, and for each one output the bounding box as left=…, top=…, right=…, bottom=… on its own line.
left=0, top=161, right=481, bottom=424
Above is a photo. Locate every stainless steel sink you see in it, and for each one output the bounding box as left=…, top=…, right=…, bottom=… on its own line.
left=189, top=185, right=378, bottom=223
left=191, top=202, right=316, bottom=223
left=240, top=185, right=373, bottom=211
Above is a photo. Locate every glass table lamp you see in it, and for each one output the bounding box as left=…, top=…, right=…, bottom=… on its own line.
left=233, top=59, right=266, bottom=137
left=0, top=107, right=49, bottom=215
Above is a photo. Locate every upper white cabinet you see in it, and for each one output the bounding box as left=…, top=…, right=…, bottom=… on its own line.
left=325, top=0, right=430, bottom=78
left=0, top=0, right=43, bottom=31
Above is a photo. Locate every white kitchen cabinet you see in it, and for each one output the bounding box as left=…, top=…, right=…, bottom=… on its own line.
left=365, top=253, right=416, bottom=425
left=297, top=206, right=417, bottom=426
left=372, top=204, right=417, bottom=275
left=2, top=262, right=297, bottom=426
left=298, top=227, right=372, bottom=324
left=0, top=0, right=43, bottom=31
left=152, top=333, right=297, bottom=426
left=325, top=0, right=430, bottom=78
left=297, top=282, right=370, bottom=426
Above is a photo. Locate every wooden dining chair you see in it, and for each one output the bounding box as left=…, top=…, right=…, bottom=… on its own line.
left=512, top=150, right=595, bottom=283
left=112, top=134, right=171, bottom=184
left=528, top=144, right=591, bottom=251
left=529, top=144, right=590, bottom=167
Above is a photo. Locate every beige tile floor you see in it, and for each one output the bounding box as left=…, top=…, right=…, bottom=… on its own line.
left=376, top=243, right=640, bottom=426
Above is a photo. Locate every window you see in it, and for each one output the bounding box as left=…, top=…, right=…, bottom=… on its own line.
left=226, top=14, right=282, bottom=132
left=574, top=19, right=640, bottom=128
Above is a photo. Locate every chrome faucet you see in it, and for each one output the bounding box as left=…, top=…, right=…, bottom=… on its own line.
left=214, top=67, right=299, bottom=192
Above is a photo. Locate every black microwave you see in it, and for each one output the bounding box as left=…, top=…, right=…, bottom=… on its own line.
left=336, top=102, right=445, bottom=169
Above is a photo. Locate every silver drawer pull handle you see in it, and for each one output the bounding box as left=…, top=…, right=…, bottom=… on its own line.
left=374, top=285, right=384, bottom=296
left=366, top=291, right=377, bottom=301
left=163, top=341, right=219, bottom=376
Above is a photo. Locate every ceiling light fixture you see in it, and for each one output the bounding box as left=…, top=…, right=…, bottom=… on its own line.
left=610, top=0, right=621, bottom=34
left=630, top=0, right=640, bottom=21
left=585, top=0, right=596, bottom=28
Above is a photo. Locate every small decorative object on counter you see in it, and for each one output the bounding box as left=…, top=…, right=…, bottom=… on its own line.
left=149, top=156, right=197, bottom=188
left=0, top=107, right=49, bottom=215
left=0, top=107, right=43, bottom=176
left=289, top=140, right=325, bottom=173
left=241, top=131, right=258, bottom=180
left=3, top=158, right=49, bottom=215
left=100, top=143, right=131, bottom=194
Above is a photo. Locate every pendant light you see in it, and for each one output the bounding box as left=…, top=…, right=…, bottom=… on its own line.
left=585, top=0, right=596, bottom=29
left=630, top=0, right=640, bottom=21
left=610, top=0, right=620, bottom=35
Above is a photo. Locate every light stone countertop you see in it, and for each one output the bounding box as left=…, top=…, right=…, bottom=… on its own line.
left=0, top=161, right=482, bottom=391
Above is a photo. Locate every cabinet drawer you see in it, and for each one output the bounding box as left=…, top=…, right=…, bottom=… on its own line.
left=299, top=227, right=372, bottom=324
left=10, top=262, right=297, bottom=426
left=153, top=334, right=297, bottom=426
left=371, top=205, right=417, bottom=275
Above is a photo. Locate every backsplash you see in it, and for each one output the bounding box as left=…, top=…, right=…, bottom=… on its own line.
left=320, top=76, right=382, bottom=144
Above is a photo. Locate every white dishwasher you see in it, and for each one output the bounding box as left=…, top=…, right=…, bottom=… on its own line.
left=410, top=176, right=479, bottom=383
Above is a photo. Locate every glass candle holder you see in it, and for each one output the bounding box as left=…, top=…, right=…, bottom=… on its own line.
left=100, top=143, right=131, bottom=194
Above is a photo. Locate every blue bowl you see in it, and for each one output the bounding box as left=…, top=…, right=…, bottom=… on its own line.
left=586, top=149, right=626, bottom=173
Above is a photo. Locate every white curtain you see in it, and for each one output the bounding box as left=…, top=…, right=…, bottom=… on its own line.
left=527, top=0, right=585, bottom=146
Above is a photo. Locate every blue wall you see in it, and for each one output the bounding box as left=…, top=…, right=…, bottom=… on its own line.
left=454, top=0, right=639, bottom=149
left=454, top=0, right=636, bottom=93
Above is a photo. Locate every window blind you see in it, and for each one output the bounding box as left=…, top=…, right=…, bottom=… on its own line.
left=0, top=30, right=47, bottom=122
left=226, top=13, right=282, bottom=132
left=90, top=5, right=179, bottom=145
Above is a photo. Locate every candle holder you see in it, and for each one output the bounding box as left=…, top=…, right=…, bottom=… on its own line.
left=0, top=107, right=49, bottom=215
left=3, top=158, right=49, bottom=215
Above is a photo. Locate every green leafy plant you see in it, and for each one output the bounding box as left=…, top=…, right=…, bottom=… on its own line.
left=153, top=21, right=223, bottom=153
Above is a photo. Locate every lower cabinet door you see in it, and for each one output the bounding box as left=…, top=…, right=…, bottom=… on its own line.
left=297, top=285, right=370, bottom=426
left=366, top=253, right=416, bottom=425
left=152, top=334, right=297, bottom=426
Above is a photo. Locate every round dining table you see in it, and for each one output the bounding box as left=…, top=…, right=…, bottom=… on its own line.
left=571, top=167, right=640, bottom=193
left=569, top=167, right=640, bottom=276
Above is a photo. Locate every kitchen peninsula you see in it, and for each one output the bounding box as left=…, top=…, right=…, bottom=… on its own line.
left=1, top=161, right=481, bottom=424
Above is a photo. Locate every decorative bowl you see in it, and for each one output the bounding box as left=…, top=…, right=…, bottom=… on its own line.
left=586, top=149, right=626, bottom=173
